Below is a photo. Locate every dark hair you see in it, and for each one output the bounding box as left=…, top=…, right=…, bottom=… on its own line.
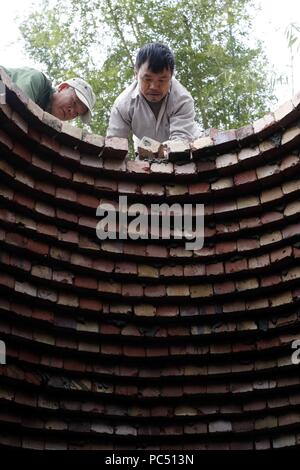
left=135, top=43, right=175, bottom=74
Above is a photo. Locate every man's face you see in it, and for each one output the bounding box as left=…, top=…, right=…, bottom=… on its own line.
left=50, top=85, right=88, bottom=121
left=136, top=62, right=172, bottom=103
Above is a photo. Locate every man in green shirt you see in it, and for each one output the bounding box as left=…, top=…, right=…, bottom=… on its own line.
left=0, top=66, right=96, bottom=124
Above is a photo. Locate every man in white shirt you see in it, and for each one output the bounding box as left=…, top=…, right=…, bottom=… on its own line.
left=107, top=43, right=201, bottom=148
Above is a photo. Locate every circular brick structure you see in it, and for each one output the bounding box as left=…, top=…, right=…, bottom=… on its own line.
left=0, top=68, right=300, bottom=450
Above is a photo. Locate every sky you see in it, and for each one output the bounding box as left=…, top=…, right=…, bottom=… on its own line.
left=0, top=0, right=300, bottom=106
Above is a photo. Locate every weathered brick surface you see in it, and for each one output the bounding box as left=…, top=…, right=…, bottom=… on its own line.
left=0, top=72, right=300, bottom=450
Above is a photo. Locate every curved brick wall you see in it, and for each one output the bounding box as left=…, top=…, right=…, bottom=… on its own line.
left=0, top=68, right=300, bottom=450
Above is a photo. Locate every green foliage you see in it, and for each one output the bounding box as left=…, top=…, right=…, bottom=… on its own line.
left=285, top=22, right=300, bottom=96
left=19, top=0, right=276, bottom=135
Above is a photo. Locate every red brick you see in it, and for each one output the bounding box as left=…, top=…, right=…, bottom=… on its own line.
left=261, top=274, right=281, bottom=287
left=137, top=264, right=159, bottom=278
left=284, top=200, right=300, bottom=216
left=225, top=257, right=248, bottom=273
left=239, top=216, right=262, bottom=230
left=213, top=281, right=235, bottom=294
left=234, top=169, right=257, bottom=186
left=60, top=145, right=80, bottom=162
left=56, top=187, right=77, bottom=202
left=260, top=186, right=283, bottom=204
left=236, top=124, right=254, bottom=140
left=253, top=112, right=275, bottom=133
left=79, top=298, right=102, bottom=311
left=140, top=183, right=164, bottom=196
left=280, top=154, right=299, bottom=171
left=5, top=231, right=28, bottom=248
left=0, top=158, right=14, bottom=179
left=98, top=280, right=122, bottom=295
left=101, top=240, right=123, bottom=255
left=35, top=201, right=55, bottom=218
left=206, top=262, right=224, bottom=276
left=236, top=277, right=259, bottom=291
left=257, top=163, right=279, bottom=180
left=144, top=285, right=165, bottom=297
left=184, top=264, right=205, bottom=276
left=174, top=162, right=196, bottom=175
left=211, top=176, right=233, bottom=190
left=196, top=159, right=216, bottom=172
left=94, top=178, right=117, bottom=193
left=58, top=292, right=79, bottom=307
left=50, top=246, right=70, bottom=262
left=75, top=276, right=98, bottom=289
left=115, top=261, right=138, bottom=275
left=77, top=193, right=100, bottom=209
left=150, top=162, right=173, bottom=174
left=118, top=181, right=139, bottom=194
left=92, top=258, right=114, bottom=273
left=27, top=239, right=49, bottom=256
left=0, top=185, right=14, bottom=200
left=37, top=288, right=57, bottom=303
left=31, top=308, right=53, bottom=322
left=214, top=129, right=236, bottom=146
left=215, top=240, right=236, bottom=254
left=56, top=208, right=78, bottom=224
left=102, top=136, right=128, bottom=159
left=166, top=184, right=189, bottom=196
left=57, top=230, right=78, bottom=245
left=127, top=160, right=150, bottom=174
left=248, top=253, right=270, bottom=269
left=35, top=180, right=55, bottom=196
left=15, top=170, right=34, bottom=188
left=260, top=230, right=282, bottom=246
left=123, top=345, right=145, bottom=357
left=145, top=245, right=168, bottom=258
left=282, top=179, right=300, bottom=195
left=13, top=142, right=31, bottom=163
left=238, top=146, right=260, bottom=161
left=190, top=284, right=213, bottom=298
left=166, top=284, right=189, bottom=297
left=31, top=264, right=51, bottom=279
left=270, top=246, right=292, bottom=263
left=52, top=164, right=72, bottom=180
left=82, top=132, right=104, bottom=149
left=0, top=273, right=14, bottom=288
left=156, top=305, right=179, bottom=317
left=282, top=223, right=300, bottom=239
left=73, top=171, right=94, bottom=186
left=237, top=195, right=260, bottom=209
left=41, top=133, right=60, bottom=152
left=32, top=153, right=51, bottom=175
left=261, top=211, right=283, bottom=225
left=160, top=265, right=183, bottom=277
left=14, top=192, right=35, bottom=209
left=0, top=129, right=13, bottom=150
left=214, top=200, right=237, bottom=214
left=216, top=152, right=238, bottom=168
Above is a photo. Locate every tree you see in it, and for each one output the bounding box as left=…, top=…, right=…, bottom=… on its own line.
left=19, top=0, right=276, bottom=136
left=286, top=22, right=300, bottom=96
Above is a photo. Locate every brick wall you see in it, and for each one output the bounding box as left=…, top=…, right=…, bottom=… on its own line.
left=0, top=68, right=300, bottom=450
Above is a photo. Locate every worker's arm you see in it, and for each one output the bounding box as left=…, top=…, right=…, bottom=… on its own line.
left=168, top=94, right=201, bottom=142
left=106, top=103, right=131, bottom=138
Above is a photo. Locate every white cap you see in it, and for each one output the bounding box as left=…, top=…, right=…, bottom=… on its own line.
left=63, top=77, right=96, bottom=124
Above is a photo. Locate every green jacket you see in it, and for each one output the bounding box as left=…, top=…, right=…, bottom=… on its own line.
left=1, top=66, right=54, bottom=110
